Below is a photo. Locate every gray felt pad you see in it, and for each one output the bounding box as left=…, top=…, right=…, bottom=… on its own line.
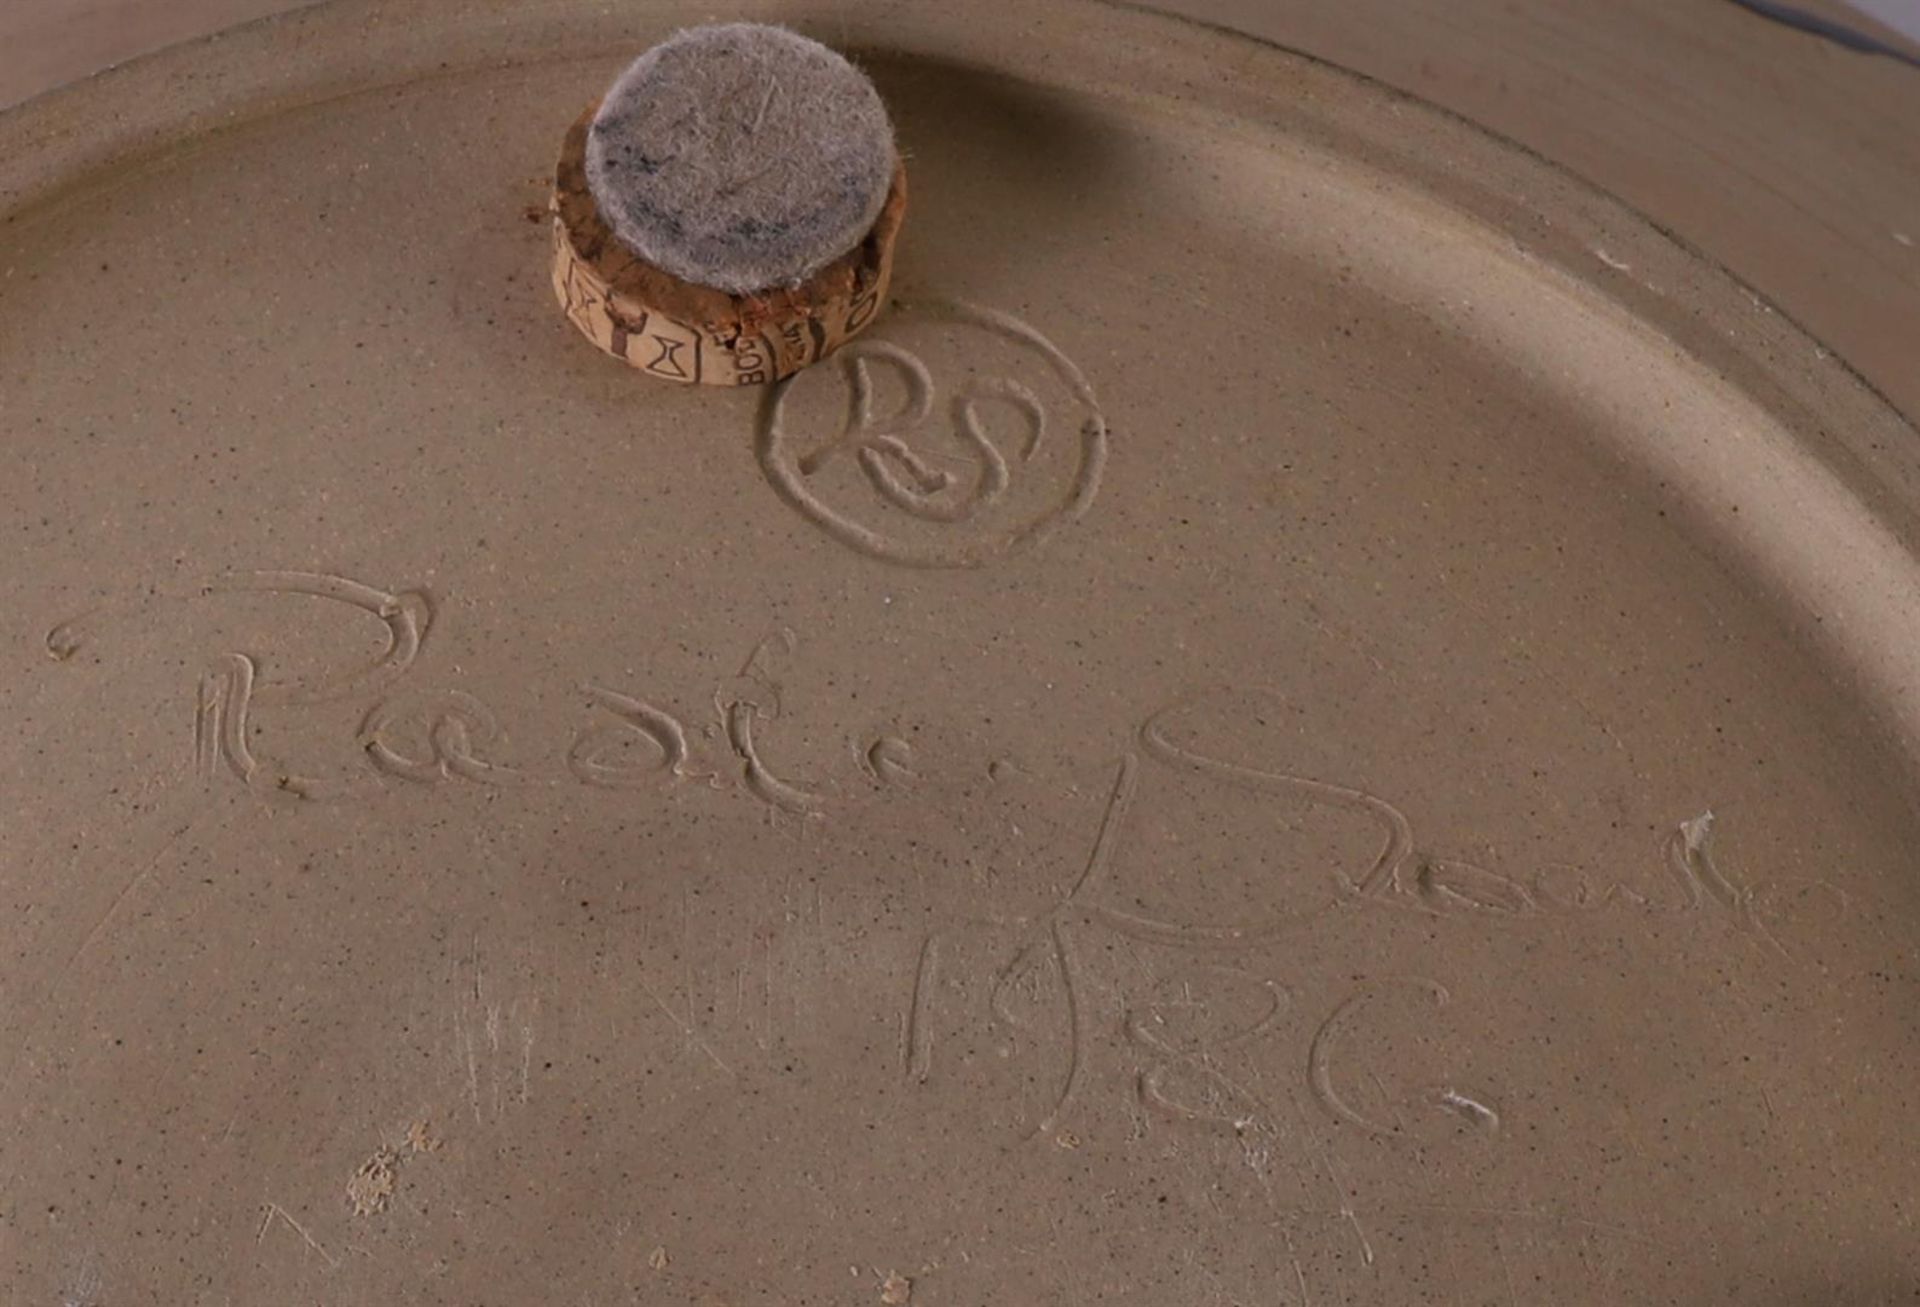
left=585, top=24, right=898, bottom=294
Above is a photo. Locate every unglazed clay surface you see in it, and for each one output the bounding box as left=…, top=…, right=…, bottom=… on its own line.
left=2, top=2, right=1918, bottom=1302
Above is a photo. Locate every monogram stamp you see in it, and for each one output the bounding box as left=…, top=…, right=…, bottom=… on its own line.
left=756, top=300, right=1108, bottom=568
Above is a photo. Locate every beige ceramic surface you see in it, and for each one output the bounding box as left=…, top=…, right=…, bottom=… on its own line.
left=3, top=1, right=1920, bottom=1303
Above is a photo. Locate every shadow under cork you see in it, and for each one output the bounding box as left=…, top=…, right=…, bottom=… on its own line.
left=854, top=51, right=1145, bottom=291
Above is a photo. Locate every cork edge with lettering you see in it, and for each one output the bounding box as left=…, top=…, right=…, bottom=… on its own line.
left=550, top=105, right=909, bottom=386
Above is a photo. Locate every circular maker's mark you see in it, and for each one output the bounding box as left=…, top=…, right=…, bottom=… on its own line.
left=757, top=300, right=1108, bottom=568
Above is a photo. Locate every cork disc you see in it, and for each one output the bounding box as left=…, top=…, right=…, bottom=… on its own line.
left=3, top=1, right=1918, bottom=1303
left=552, top=104, right=908, bottom=385
left=584, top=24, right=898, bottom=295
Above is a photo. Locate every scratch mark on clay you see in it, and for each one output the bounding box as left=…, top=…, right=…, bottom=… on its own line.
left=519, top=1006, right=535, bottom=1105
left=1433, top=572, right=1642, bottom=773
left=635, top=970, right=735, bottom=1077
left=1070, top=753, right=1137, bottom=901
left=1495, top=1227, right=1521, bottom=1306
left=989, top=938, right=1046, bottom=1030
left=1280, top=1224, right=1312, bottom=1306
left=738, top=626, right=798, bottom=691
left=57, top=1249, right=103, bottom=1307
left=1366, top=1069, right=1407, bottom=1132
left=1316, top=1142, right=1375, bottom=1267
left=193, top=674, right=218, bottom=776
left=62, top=814, right=200, bottom=973
left=1384, top=1201, right=1652, bottom=1243
left=257, top=1202, right=338, bottom=1268
left=906, top=934, right=939, bottom=1082
left=487, top=1002, right=503, bottom=1120
left=1030, top=920, right=1087, bottom=1142
left=455, top=1004, right=482, bottom=1126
